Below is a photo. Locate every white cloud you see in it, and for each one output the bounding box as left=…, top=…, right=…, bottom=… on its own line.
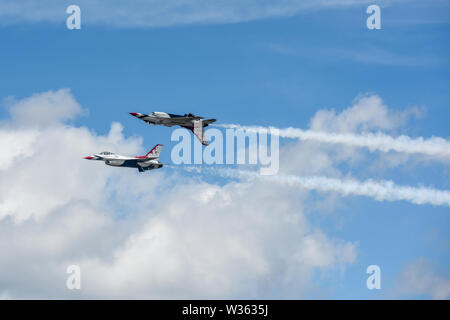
left=0, top=0, right=391, bottom=28
left=1, top=88, right=446, bottom=299
left=0, top=129, right=37, bottom=170
left=265, top=42, right=442, bottom=67
left=0, top=89, right=357, bottom=298
left=395, top=258, right=450, bottom=299
left=5, top=89, right=85, bottom=128
left=80, top=181, right=357, bottom=298
left=309, top=94, right=421, bottom=133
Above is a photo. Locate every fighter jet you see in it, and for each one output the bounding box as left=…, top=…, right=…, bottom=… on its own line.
left=129, top=112, right=216, bottom=146
left=84, top=144, right=164, bottom=173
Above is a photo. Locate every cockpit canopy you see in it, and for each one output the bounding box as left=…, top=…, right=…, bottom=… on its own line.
left=151, top=111, right=170, bottom=118
left=184, top=113, right=196, bottom=117
left=99, top=151, right=114, bottom=155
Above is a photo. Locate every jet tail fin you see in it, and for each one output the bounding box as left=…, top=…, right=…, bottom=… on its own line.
left=144, top=144, right=164, bottom=159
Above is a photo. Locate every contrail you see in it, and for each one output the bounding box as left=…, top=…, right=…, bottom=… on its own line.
left=214, top=124, right=450, bottom=157
left=181, top=166, right=450, bottom=207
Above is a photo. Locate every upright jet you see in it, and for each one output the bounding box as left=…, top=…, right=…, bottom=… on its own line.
left=84, top=144, right=163, bottom=173
left=129, top=112, right=216, bottom=146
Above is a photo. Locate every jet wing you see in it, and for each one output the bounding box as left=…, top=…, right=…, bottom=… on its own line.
left=163, top=117, right=202, bottom=126
left=202, top=119, right=216, bottom=126
left=129, top=113, right=195, bottom=126
left=130, top=112, right=214, bottom=127
left=168, top=117, right=216, bottom=127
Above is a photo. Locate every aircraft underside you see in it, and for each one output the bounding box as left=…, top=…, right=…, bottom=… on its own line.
left=105, top=159, right=163, bottom=172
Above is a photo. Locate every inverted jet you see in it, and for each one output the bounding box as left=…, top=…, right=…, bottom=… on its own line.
left=84, top=144, right=164, bottom=173
left=129, top=112, right=216, bottom=145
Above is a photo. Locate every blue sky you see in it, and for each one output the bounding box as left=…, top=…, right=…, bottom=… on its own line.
left=0, top=1, right=449, bottom=299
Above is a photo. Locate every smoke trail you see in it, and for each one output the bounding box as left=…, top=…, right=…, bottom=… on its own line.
left=181, top=166, right=450, bottom=207
left=214, top=124, right=450, bottom=157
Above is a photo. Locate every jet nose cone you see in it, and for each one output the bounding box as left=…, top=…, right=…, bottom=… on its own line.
left=84, top=156, right=94, bottom=160
left=129, top=112, right=139, bottom=117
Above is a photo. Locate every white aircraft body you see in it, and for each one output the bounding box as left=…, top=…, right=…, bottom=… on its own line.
left=129, top=112, right=216, bottom=145
left=84, top=144, right=163, bottom=173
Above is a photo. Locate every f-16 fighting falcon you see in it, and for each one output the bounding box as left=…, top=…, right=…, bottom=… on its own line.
left=129, top=112, right=216, bottom=145
left=84, top=144, right=164, bottom=173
